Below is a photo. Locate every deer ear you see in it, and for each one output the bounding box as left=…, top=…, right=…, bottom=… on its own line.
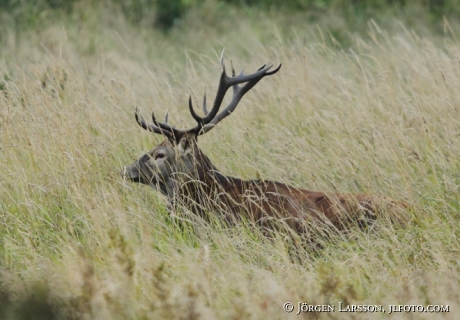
left=176, top=134, right=194, bottom=156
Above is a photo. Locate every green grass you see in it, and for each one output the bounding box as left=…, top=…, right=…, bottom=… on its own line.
left=1, top=3, right=460, bottom=319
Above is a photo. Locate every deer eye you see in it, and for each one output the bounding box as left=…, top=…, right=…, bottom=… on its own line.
left=155, top=153, right=165, bottom=160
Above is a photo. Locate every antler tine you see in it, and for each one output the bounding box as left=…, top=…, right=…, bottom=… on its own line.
left=150, top=109, right=185, bottom=139
left=164, top=110, right=169, bottom=124
left=152, top=110, right=171, bottom=131
left=202, top=58, right=271, bottom=125
left=220, top=49, right=226, bottom=73
left=178, top=49, right=228, bottom=134
left=199, top=62, right=282, bottom=135
left=186, top=55, right=229, bottom=132
left=189, top=94, right=203, bottom=124
left=135, top=108, right=173, bottom=138
left=266, top=63, right=282, bottom=75
left=203, top=88, right=208, bottom=115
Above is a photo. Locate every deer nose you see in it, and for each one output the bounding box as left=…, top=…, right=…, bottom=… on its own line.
left=122, top=164, right=141, bottom=182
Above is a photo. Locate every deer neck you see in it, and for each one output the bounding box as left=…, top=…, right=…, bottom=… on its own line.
left=163, top=149, right=219, bottom=205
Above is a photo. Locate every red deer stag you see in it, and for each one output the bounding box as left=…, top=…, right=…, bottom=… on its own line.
left=123, top=54, right=406, bottom=234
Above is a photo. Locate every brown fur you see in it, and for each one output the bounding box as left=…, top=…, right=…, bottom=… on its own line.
left=124, top=137, right=407, bottom=234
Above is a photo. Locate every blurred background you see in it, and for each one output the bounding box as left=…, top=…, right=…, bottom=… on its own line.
left=0, top=0, right=458, bottom=38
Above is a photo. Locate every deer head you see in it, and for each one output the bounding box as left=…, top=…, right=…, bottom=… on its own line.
left=123, top=53, right=281, bottom=201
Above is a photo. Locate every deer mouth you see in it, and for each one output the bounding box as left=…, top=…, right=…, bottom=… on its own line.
left=122, top=165, right=143, bottom=183
left=122, top=164, right=160, bottom=186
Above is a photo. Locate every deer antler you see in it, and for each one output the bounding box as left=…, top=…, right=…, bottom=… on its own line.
left=188, top=51, right=281, bottom=135
left=135, top=51, right=281, bottom=140
left=135, top=108, right=179, bottom=139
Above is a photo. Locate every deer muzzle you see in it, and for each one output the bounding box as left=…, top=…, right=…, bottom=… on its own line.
left=122, top=164, right=141, bottom=183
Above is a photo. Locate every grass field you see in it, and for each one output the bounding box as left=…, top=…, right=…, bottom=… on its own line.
left=1, top=3, right=460, bottom=319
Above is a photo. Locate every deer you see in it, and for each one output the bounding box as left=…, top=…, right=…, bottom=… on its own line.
left=123, top=53, right=407, bottom=235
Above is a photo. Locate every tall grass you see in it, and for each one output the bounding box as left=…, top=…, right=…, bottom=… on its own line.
left=1, top=4, right=459, bottom=319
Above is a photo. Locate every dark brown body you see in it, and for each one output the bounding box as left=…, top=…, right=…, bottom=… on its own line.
left=214, top=176, right=378, bottom=231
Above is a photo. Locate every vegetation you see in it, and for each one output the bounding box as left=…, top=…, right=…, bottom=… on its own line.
left=0, top=0, right=459, bottom=32
left=1, top=0, right=460, bottom=319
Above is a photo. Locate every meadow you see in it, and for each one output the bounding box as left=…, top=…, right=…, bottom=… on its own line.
left=1, top=3, right=460, bottom=319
